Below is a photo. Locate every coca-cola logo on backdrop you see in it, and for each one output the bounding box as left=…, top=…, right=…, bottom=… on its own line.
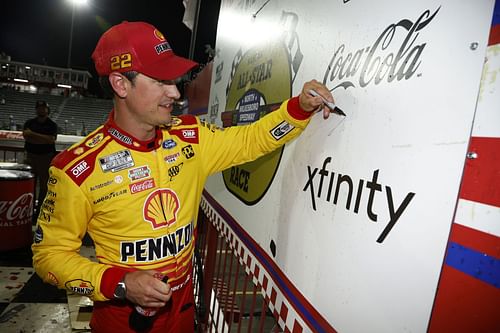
left=323, top=7, right=440, bottom=91
left=0, top=193, right=34, bottom=226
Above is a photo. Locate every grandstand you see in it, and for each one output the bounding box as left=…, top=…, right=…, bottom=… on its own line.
left=0, top=87, right=112, bottom=135
left=55, top=95, right=112, bottom=135
left=0, top=56, right=114, bottom=135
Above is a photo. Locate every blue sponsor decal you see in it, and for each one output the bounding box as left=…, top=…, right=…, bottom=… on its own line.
left=237, top=89, right=264, bottom=125
left=163, top=139, right=177, bottom=149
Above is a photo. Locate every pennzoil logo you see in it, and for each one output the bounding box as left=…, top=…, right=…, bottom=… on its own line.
left=65, top=279, right=94, bottom=296
left=108, top=128, right=132, bottom=145
left=169, top=117, right=182, bottom=127
left=155, top=42, right=171, bottom=55
left=143, top=188, right=180, bottom=229
left=85, top=133, right=104, bottom=148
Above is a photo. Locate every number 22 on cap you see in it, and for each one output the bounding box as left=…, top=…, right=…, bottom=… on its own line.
left=110, top=53, right=132, bottom=70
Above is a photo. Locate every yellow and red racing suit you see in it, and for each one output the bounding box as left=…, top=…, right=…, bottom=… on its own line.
left=31, top=96, right=311, bottom=331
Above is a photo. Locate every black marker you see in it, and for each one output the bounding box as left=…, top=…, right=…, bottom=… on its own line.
left=308, top=89, right=346, bottom=116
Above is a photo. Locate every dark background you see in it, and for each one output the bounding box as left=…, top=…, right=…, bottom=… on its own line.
left=0, top=0, right=221, bottom=95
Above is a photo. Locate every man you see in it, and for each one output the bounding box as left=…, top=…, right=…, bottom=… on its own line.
left=32, top=21, right=336, bottom=332
left=23, top=100, right=58, bottom=211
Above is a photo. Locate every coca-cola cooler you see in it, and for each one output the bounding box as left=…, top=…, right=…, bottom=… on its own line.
left=0, top=164, right=35, bottom=251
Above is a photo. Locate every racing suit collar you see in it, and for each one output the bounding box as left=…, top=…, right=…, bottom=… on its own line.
left=103, top=109, right=163, bottom=152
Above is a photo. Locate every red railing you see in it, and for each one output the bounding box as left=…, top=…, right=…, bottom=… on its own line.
left=194, top=211, right=281, bottom=333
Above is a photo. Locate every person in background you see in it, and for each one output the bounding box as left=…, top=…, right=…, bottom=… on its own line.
left=31, top=21, right=336, bottom=333
left=22, top=100, right=58, bottom=212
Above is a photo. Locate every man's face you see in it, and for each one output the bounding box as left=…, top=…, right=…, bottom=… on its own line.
left=36, top=105, right=49, bottom=117
left=125, top=73, right=181, bottom=127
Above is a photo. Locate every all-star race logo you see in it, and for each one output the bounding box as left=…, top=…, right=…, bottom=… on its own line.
left=222, top=11, right=303, bottom=205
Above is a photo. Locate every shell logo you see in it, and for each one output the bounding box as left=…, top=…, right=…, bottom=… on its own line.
left=73, top=147, right=85, bottom=155
left=154, top=29, right=166, bottom=41
left=143, top=189, right=180, bottom=229
left=47, top=272, right=59, bottom=286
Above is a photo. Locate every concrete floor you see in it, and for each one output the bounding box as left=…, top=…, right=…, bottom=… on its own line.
left=0, top=244, right=94, bottom=333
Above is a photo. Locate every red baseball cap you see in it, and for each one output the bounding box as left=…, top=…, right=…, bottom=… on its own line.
left=92, top=21, right=198, bottom=80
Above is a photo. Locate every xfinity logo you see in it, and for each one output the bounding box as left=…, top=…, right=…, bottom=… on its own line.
left=303, top=157, right=415, bottom=243
left=323, top=7, right=439, bottom=90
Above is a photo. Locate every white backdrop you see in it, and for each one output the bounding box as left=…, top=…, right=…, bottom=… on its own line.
left=203, top=0, right=495, bottom=332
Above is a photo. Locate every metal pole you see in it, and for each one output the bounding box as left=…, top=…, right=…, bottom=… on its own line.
left=188, top=0, right=202, bottom=61
left=67, top=3, right=75, bottom=68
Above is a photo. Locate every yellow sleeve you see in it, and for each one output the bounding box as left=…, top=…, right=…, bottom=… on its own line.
left=32, top=165, right=110, bottom=301
left=199, top=97, right=312, bottom=175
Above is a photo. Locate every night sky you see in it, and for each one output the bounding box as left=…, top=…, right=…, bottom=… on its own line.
left=0, top=0, right=220, bottom=94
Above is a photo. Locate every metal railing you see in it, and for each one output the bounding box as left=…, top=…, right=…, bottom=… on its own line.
left=194, top=209, right=281, bottom=333
left=0, top=145, right=24, bottom=163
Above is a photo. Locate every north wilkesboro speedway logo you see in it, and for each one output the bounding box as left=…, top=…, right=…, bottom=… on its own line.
left=221, top=11, right=303, bottom=205
left=323, top=7, right=440, bottom=90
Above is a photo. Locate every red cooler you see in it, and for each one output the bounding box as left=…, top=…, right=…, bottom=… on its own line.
left=0, top=169, right=35, bottom=251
